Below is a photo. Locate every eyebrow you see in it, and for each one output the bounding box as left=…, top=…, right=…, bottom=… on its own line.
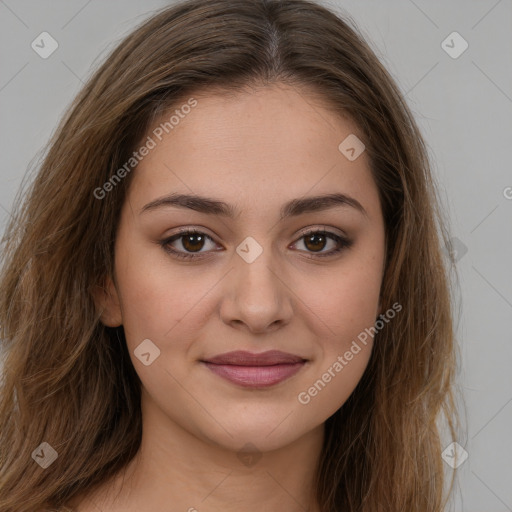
left=140, top=192, right=368, bottom=220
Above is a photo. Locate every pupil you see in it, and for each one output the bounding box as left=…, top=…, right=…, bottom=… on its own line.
left=306, top=233, right=325, bottom=252
left=184, top=234, right=204, bottom=252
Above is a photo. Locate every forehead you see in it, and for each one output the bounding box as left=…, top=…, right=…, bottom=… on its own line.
left=126, top=83, right=379, bottom=218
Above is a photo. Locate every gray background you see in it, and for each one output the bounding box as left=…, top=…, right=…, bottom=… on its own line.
left=1, top=1, right=511, bottom=510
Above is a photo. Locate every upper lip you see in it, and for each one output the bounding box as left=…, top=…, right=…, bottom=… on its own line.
left=202, top=350, right=306, bottom=366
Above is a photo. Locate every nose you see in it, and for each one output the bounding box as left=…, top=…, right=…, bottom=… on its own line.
left=219, top=246, right=294, bottom=334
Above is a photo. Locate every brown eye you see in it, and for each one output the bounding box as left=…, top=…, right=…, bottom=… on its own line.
left=304, top=232, right=328, bottom=252
left=293, top=230, right=353, bottom=258
left=181, top=232, right=207, bottom=252
left=160, top=228, right=352, bottom=261
left=160, top=230, right=217, bottom=260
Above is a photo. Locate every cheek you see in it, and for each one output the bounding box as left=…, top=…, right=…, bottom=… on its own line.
left=114, top=242, right=223, bottom=358
left=294, top=253, right=383, bottom=342
left=296, top=345, right=372, bottom=424
left=293, top=261, right=380, bottom=417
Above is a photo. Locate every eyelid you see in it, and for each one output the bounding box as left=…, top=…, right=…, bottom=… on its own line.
left=290, top=228, right=352, bottom=258
left=159, top=228, right=219, bottom=260
left=295, top=224, right=348, bottom=239
left=160, top=225, right=352, bottom=260
left=169, top=224, right=348, bottom=242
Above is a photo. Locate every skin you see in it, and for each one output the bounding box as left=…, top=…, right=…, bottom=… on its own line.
left=74, top=83, right=386, bottom=512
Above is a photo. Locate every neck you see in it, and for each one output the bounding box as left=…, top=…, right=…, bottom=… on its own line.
left=71, top=391, right=325, bottom=512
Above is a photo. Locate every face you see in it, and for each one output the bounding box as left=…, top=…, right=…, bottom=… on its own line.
left=97, top=83, right=386, bottom=453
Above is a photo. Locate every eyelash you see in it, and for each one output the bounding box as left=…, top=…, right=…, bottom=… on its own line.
left=159, top=228, right=353, bottom=261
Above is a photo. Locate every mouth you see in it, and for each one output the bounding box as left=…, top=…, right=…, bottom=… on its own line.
left=200, top=350, right=308, bottom=388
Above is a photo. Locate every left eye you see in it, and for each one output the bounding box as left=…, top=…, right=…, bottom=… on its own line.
left=160, top=229, right=352, bottom=260
left=292, top=230, right=349, bottom=256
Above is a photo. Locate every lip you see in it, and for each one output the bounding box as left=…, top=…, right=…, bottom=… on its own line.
left=201, top=350, right=307, bottom=388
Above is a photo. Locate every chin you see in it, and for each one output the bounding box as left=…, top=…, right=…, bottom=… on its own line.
left=198, top=411, right=314, bottom=453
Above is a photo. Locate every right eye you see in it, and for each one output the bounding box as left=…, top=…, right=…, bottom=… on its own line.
left=160, top=229, right=220, bottom=260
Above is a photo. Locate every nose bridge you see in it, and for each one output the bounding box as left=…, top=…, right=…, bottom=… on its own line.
left=221, top=234, right=292, bottom=332
left=233, top=234, right=280, bottom=300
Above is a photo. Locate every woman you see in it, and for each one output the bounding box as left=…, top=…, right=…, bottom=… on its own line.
left=0, top=0, right=463, bottom=510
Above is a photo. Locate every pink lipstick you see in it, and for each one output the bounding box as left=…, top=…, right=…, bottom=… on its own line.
left=201, top=350, right=307, bottom=388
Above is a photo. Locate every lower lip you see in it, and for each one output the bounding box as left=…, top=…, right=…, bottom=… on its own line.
left=202, top=361, right=306, bottom=388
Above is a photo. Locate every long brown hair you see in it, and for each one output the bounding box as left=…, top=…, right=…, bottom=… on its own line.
left=0, top=0, right=463, bottom=510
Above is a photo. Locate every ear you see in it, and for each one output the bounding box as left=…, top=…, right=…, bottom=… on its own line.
left=92, top=275, right=123, bottom=327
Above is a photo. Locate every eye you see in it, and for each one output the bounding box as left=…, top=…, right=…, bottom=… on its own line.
left=160, top=229, right=219, bottom=260
left=159, top=227, right=353, bottom=261
left=291, top=228, right=353, bottom=258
